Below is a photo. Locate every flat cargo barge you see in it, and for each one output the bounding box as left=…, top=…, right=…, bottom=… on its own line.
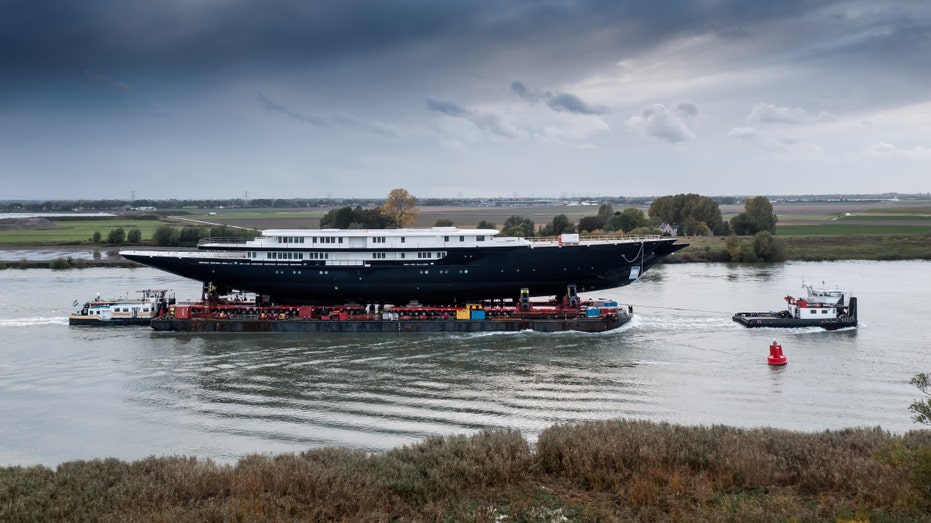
left=150, top=301, right=631, bottom=333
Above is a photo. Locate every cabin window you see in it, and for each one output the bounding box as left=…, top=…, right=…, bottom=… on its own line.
left=400, top=253, right=405, bottom=259
left=460, top=236, right=465, bottom=242
left=373, top=252, right=386, bottom=259
left=401, top=237, right=405, bottom=243
left=477, top=236, right=485, bottom=241
left=444, top=236, right=449, bottom=242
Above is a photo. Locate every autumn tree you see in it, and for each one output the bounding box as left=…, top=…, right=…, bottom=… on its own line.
left=380, top=188, right=419, bottom=228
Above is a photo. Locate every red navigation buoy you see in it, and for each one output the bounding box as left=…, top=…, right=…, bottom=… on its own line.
left=768, top=339, right=787, bottom=366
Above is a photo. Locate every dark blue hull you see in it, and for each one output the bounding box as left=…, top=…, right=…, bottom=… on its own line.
left=123, top=239, right=684, bottom=305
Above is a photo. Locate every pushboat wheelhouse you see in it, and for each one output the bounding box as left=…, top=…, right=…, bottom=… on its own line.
left=121, top=227, right=685, bottom=305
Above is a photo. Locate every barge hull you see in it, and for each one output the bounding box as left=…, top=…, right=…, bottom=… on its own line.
left=69, top=317, right=154, bottom=327
left=150, top=314, right=629, bottom=333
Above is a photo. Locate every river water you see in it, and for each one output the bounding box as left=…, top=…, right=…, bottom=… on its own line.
left=1, top=261, right=927, bottom=466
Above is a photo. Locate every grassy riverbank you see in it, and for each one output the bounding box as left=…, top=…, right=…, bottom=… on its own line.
left=674, top=233, right=931, bottom=263
left=3, top=420, right=930, bottom=521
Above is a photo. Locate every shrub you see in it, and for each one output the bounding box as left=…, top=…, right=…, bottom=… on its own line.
left=152, top=225, right=180, bottom=246
left=49, top=257, right=71, bottom=270
left=106, top=228, right=125, bottom=245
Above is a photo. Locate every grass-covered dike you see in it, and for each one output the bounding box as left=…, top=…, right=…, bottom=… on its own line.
left=3, top=420, right=930, bottom=522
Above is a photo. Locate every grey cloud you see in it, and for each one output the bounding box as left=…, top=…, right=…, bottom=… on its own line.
left=728, top=127, right=757, bottom=139
left=511, top=81, right=606, bottom=115
left=747, top=103, right=834, bottom=125
left=427, top=97, right=522, bottom=139
left=258, top=92, right=326, bottom=126
left=626, top=104, right=695, bottom=144
left=79, top=65, right=131, bottom=92
left=331, top=113, right=398, bottom=137
left=426, top=97, right=469, bottom=118
left=259, top=93, right=396, bottom=136
left=677, top=102, right=698, bottom=119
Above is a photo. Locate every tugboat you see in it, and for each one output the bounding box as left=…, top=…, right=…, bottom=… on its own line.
left=732, top=283, right=858, bottom=330
left=69, top=289, right=175, bottom=326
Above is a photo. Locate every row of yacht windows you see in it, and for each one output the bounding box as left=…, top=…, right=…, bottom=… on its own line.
left=444, top=235, right=486, bottom=242
left=274, top=236, right=486, bottom=244
left=249, top=251, right=444, bottom=260
left=275, top=236, right=341, bottom=244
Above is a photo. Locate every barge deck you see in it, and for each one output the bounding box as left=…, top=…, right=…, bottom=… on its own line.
left=151, top=301, right=631, bottom=333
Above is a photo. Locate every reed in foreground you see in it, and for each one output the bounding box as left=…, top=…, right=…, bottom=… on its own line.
left=2, top=421, right=930, bottom=522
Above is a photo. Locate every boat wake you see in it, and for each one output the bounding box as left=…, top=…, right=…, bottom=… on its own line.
left=0, top=317, right=68, bottom=328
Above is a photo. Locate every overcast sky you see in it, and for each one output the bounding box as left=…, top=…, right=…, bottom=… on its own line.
left=2, top=0, right=929, bottom=200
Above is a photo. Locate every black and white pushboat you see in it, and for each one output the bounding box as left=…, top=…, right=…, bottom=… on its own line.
left=69, top=289, right=175, bottom=326
left=733, top=283, right=858, bottom=330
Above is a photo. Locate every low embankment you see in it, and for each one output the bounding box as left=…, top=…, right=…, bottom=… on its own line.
left=3, top=420, right=930, bottom=521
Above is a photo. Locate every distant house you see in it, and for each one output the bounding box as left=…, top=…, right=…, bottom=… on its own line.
left=659, top=223, right=679, bottom=237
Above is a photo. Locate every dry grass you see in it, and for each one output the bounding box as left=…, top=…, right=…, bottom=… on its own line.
left=3, top=421, right=930, bottom=522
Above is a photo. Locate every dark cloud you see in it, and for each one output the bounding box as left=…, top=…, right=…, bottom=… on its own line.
left=2, top=0, right=929, bottom=198
left=0, top=0, right=857, bottom=80
left=511, top=81, right=606, bottom=115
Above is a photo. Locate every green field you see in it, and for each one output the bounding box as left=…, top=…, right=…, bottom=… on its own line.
left=0, top=220, right=165, bottom=245
left=863, top=205, right=931, bottom=215
left=840, top=214, right=931, bottom=221
left=194, top=211, right=327, bottom=220
left=776, top=223, right=931, bottom=235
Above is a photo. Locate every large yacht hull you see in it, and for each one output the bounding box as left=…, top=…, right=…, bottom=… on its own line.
left=122, top=239, right=684, bottom=305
